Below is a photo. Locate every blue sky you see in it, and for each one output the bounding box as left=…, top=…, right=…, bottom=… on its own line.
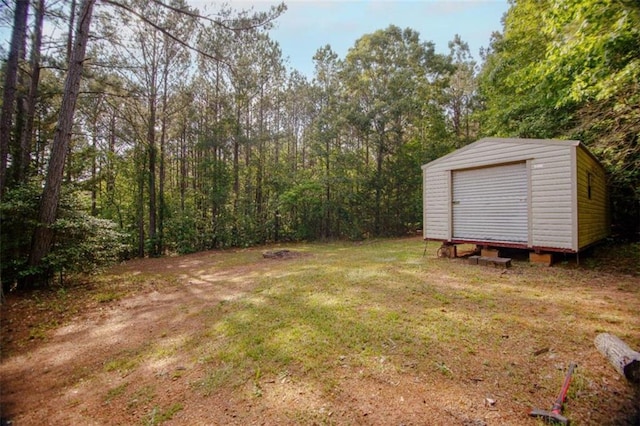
left=231, top=0, right=511, bottom=77
left=1, top=1, right=510, bottom=78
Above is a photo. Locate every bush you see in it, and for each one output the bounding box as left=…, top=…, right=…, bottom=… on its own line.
left=47, top=211, right=128, bottom=276
left=1, top=182, right=127, bottom=289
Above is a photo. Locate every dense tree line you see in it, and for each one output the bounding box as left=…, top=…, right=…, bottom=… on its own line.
left=1, top=0, right=638, bottom=291
left=478, top=0, right=639, bottom=237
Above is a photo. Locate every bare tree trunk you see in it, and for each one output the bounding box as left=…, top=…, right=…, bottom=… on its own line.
left=65, top=0, right=78, bottom=183
left=66, top=0, right=77, bottom=62
left=147, top=100, right=158, bottom=256
left=0, top=0, right=29, bottom=197
left=17, top=0, right=45, bottom=183
left=233, top=104, right=240, bottom=216
left=136, top=146, right=145, bottom=257
left=91, top=125, right=98, bottom=216
left=106, top=112, right=120, bottom=225
left=179, top=124, right=186, bottom=212
left=158, top=70, right=169, bottom=255
left=26, top=0, right=95, bottom=287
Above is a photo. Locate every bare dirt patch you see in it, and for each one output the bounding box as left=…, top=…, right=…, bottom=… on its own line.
left=1, top=239, right=639, bottom=425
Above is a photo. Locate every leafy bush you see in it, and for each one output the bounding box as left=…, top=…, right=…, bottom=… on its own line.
left=1, top=182, right=127, bottom=289
left=47, top=211, right=128, bottom=276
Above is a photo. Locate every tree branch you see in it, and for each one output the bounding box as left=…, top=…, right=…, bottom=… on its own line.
left=101, top=0, right=231, bottom=67
left=148, top=0, right=286, bottom=32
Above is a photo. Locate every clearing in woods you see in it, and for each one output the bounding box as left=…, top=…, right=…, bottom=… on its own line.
left=1, top=237, right=639, bottom=425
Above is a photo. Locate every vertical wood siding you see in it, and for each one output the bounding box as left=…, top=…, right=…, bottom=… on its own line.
left=422, top=138, right=603, bottom=251
left=576, top=146, right=610, bottom=248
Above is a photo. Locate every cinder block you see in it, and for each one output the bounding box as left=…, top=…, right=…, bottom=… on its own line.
left=478, top=256, right=491, bottom=266
left=468, top=255, right=480, bottom=265
left=475, top=256, right=512, bottom=268
left=481, top=248, right=500, bottom=257
left=530, top=252, right=553, bottom=266
left=492, top=257, right=512, bottom=268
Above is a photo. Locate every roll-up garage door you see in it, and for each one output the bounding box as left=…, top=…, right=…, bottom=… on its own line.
left=452, top=162, right=528, bottom=243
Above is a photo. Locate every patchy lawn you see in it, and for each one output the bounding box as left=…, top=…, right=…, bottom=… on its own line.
left=1, top=237, right=639, bottom=425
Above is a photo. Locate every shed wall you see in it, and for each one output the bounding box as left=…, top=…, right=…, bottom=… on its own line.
left=423, top=138, right=576, bottom=251
left=576, top=146, right=610, bottom=248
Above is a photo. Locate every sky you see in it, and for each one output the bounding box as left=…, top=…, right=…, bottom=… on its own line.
left=219, top=0, right=510, bottom=77
left=0, top=0, right=510, bottom=78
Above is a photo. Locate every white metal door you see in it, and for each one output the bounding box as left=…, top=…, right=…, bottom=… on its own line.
left=452, top=162, right=528, bottom=243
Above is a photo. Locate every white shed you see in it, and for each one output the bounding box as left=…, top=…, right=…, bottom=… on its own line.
left=422, top=137, right=609, bottom=253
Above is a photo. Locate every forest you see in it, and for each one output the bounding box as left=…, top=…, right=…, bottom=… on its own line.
left=1, top=0, right=639, bottom=290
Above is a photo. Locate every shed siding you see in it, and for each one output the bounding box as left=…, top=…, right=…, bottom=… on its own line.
left=423, top=168, right=449, bottom=239
left=530, top=150, right=573, bottom=249
left=576, top=146, right=609, bottom=248
left=423, top=138, right=579, bottom=250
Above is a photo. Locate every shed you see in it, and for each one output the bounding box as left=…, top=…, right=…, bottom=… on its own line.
left=422, top=137, right=609, bottom=254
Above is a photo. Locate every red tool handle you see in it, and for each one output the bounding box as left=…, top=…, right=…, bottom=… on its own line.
left=551, top=362, right=577, bottom=414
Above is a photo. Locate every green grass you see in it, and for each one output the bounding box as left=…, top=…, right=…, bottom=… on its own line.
left=104, top=382, right=129, bottom=404
left=174, top=239, right=639, bottom=417
left=94, top=290, right=125, bottom=303
left=7, top=237, right=639, bottom=425
left=104, top=349, right=142, bottom=375
left=144, top=402, right=183, bottom=425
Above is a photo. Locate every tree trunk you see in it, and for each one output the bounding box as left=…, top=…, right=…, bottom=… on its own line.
left=0, top=0, right=29, bottom=197
left=26, top=0, right=95, bottom=287
left=65, top=0, right=78, bottom=183
left=91, top=123, right=98, bottom=216
left=66, top=0, right=77, bottom=63
left=233, top=104, right=240, bottom=215
left=158, top=75, right=169, bottom=255
left=147, top=85, right=158, bottom=256
left=374, top=132, right=384, bottom=236
left=148, top=131, right=158, bottom=256
left=179, top=124, right=186, bottom=212
left=16, top=0, right=45, bottom=183
left=595, top=333, right=640, bottom=383
left=136, top=146, right=145, bottom=258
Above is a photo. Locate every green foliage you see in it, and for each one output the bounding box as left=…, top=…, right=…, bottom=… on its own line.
left=476, top=0, right=575, bottom=138
left=0, top=182, right=127, bottom=289
left=164, top=209, right=200, bottom=254
left=0, top=183, right=42, bottom=286
left=478, top=0, right=640, bottom=236
left=144, top=403, right=184, bottom=426
left=340, top=25, right=450, bottom=237
left=14, top=0, right=637, bottom=269
left=48, top=209, right=128, bottom=276
left=278, top=179, right=324, bottom=240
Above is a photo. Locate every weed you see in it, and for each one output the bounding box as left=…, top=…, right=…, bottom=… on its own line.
left=28, top=320, right=58, bottom=340
left=435, top=361, right=453, bottom=377
left=104, top=352, right=140, bottom=375
left=104, top=382, right=129, bottom=404
left=192, top=364, right=236, bottom=396
left=143, top=402, right=183, bottom=425
left=94, top=291, right=123, bottom=303
left=127, top=385, right=156, bottom=410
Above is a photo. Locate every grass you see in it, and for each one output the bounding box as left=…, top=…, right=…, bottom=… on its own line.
left=104, top=383, right=129, bottom=404
left=181, top=240, right=636, bottom=390
left=177, top=238, right=638, bottom=422
left=3, top=237, right=639, bottom=424
left=144, top=403, right=183, bottom=425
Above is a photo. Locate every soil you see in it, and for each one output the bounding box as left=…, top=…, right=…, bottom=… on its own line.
left=1, top=241, right=639, bottom=425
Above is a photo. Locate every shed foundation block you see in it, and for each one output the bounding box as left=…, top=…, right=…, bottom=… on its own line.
left=530, top=252, right=553, bottom=266
left=481, top=248, right=500, bottom=257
